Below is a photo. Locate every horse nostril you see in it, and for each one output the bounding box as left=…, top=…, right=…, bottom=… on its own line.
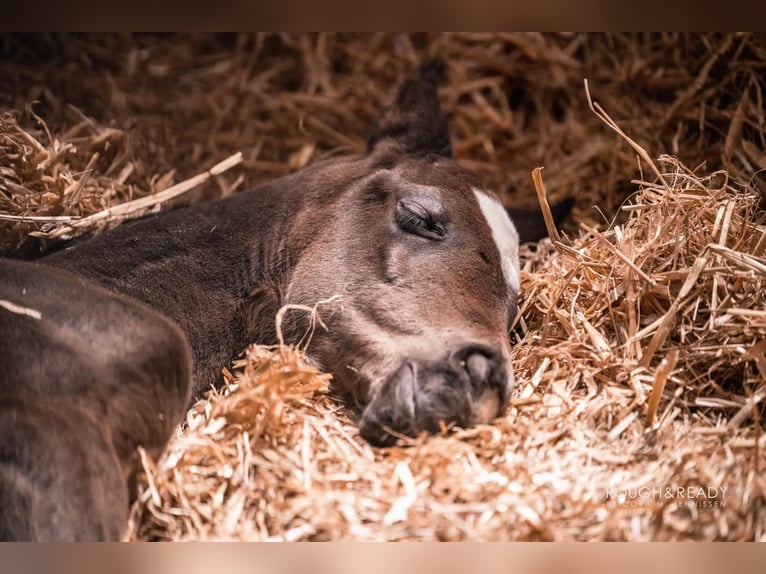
left=464, top=352, right=493, bottom=386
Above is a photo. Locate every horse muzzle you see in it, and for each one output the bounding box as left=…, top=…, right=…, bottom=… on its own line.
left=358, top=344, right=513, bottom=446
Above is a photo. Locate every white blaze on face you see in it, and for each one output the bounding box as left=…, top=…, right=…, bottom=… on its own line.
left=473, top=189, right=521, bottom=295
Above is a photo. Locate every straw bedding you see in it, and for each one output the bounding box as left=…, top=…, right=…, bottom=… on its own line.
left=1, top=33, right=765, bottom=540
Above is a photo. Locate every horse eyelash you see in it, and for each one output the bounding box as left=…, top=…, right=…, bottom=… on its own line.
left=400, top=208, right=430, bottom=229
left=397, top=206, right=446, bottom=237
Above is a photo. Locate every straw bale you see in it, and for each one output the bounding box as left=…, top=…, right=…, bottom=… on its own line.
left=2, top=33, right=766, bottom=541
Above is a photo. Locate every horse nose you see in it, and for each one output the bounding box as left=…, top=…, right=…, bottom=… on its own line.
left=452, top=344, right=511, bottom=426
left=358, top=344, right=513, bottom=446
left=464, top=352, right=493, bottom=386
left=452, top=344, right=509, bottom=393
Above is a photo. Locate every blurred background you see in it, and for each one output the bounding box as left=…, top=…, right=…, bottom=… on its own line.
left=1, top=33, right=764, bottom=254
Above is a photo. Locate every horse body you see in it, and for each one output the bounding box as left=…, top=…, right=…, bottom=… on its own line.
left=0, top=260, right=191, bottom=540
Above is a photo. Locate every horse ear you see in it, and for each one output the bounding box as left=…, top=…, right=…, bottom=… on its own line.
left=367, top=59, right=452, bottom=157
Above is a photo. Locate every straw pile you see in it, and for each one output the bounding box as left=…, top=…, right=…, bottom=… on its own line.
left=0, top=109, right=138, bottom=253
left=1, top=33, right=765, bottom=540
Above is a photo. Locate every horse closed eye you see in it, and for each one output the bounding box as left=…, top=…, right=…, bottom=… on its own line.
left=395, top=201, right=447, bottom=240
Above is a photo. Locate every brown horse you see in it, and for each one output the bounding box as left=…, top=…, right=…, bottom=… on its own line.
left=0, top=61, right=569, bottom=540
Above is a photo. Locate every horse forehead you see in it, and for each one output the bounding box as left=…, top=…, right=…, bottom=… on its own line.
left=473, top=189, right=521, bottom=294
left=387, top=165, right=465, bottom=195
left=380, top=167, right=521, bottom=295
